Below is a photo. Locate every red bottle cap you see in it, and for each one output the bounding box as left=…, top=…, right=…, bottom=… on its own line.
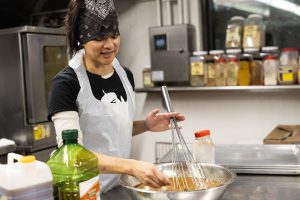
left=194, top=130, right=210, bottom=138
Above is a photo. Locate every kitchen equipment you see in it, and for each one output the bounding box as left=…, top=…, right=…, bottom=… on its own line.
left=149, top=24, right=195, bottom=86
left=120, top=162, right=236, bottom=200
left=0, top=26, right=67, bottom=161
left=215, top=144, right=300, bottom=175
left=161, top=86, right=208, bottom=191
left=159, top=143, right=300, bottom=175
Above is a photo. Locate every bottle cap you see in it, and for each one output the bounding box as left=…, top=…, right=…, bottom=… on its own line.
left=20, top=155, right=36, bottom=163
left=195, top=130, right=210, bottom=138
left=62, top=129, right=78, bottom=140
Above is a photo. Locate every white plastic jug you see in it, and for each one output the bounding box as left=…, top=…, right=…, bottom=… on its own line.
left=0, top=153, right=53, bottom=200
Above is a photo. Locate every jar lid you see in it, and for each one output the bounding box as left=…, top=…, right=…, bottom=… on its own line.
left=193, top=51, right=207, bottom=56
left=195, top=130, right=210, bottom=138
left=248, top=14, right=263, bottom=19
left=226, top=49, right=242, bottom=54
left=265, top=55, right=275, bottom=60
left=217, top=58, right=226, bottom=62
left=244, top=48, right=260, bottom=53
left=209, top=50, right=225, bottom=55
left=281, top=47, right=298, bottom=52
left=228, top=57, right=238, bottom=62
left=230, top=16, right=245, bottom=21
left=262, top=46, right=279, bottom=52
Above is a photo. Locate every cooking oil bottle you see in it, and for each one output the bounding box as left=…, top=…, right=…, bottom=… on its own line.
left=47, top=129, right=100, bottom=200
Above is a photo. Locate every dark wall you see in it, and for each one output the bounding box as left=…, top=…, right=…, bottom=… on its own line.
left=0, top=0, right=70, bottom=28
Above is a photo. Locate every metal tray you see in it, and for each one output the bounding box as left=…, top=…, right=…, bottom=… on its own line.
left=158, top=144, right=300, bottom=175
left=215, top=144, right=300, bottom=175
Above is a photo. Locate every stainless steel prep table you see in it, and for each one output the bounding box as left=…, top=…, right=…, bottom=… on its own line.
left=101, top=174, right=300, bottom=200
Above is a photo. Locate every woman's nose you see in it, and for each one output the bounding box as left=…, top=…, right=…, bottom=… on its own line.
left=103, top=38, right=114, bottom=48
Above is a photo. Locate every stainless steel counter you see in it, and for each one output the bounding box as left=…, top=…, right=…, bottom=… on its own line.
left=101, top=174, right=300, bottom=200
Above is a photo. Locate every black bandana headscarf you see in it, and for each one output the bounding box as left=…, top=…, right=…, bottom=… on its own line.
left=78, top=0, right=120, bottom=44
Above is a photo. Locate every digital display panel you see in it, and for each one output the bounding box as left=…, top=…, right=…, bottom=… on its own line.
left=154, top=34, right=167, bottom=50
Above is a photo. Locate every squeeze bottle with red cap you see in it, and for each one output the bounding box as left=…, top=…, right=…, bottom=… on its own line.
left=192, top=130, right=215, bottom=164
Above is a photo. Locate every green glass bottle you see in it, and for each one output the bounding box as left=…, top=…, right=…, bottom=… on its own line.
left=47, top=129, right=100, bottom=200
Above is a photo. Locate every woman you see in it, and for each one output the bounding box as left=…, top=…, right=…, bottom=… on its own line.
left=48, top=0, right=185, bottom=193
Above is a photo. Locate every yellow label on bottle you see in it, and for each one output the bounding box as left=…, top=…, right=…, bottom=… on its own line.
left=279, top=67, right=294, bottom=81
left=191, top=62, right=204, bottom=75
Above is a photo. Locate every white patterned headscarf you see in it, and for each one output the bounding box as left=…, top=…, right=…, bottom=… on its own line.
left=78, top=0, right=119, bottom=44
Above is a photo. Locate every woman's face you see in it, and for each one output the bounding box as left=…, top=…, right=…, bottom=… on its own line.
left=83, top=35, right=120, bottom=67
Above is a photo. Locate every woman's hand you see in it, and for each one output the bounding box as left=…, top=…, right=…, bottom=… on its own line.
left=145, top=108, right=185, bottom=132
left=128, top=159, right=171, bottom=188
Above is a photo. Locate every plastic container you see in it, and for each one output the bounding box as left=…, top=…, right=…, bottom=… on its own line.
left=264, top=55, right=278, bottom=85
left=226, top=57, right=239, bottom=86
left=238, top=54, right=252, bottom=85
left=142, top=67, right=154, bottom=88
left=225, top=16, right=244, bottom=49
left=215, top=57, right=227, bottom=86
left=192, top=130, right=215, bottom=164
left=245, top=48, right=264, bottom=85
left=0, top=153, right=53, bottom=200
left=243, top=14, right=265, bottom=49
left=190, top=51, right=208, bottom=86
left=207, top=50, right=225, bottom=86
left=47, top=129, right=100, bottom=200
left=278, top=48, right=298, bottom=85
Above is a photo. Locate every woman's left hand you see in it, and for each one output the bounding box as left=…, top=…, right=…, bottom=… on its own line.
left=145, top=108, right=185, bottom=132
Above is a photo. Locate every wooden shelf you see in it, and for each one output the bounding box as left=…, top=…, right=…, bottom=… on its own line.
left=135, top=85, right=300, bottom=93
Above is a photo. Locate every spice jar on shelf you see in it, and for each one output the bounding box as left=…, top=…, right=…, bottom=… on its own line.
left=278, top=48, right=298, bottom=85
left=245, top=48, right=264, bottom=85
left=192, top=130, right=215, bottom=164
left=215, top=57, right=227, bottom=86
left=142, top=67, right=154, bottom=88
left=243, top=14, right=265, bottom=49
left=238, top=54, right=252, bottom=86
left=225, top=16, right=245, bottom=49
left=207, top=50, right=225, bottom=86
left=264, top=55, right=278, bottom=85
left=190, top=51, right=207, bottom=86
left=226, top=57, right=239, bottom=86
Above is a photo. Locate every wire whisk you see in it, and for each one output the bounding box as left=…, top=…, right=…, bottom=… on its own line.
left=161, top=86, right=208, bottom=191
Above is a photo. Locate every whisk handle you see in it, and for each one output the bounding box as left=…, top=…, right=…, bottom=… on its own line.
left=161, top=86, right=174, bottom=113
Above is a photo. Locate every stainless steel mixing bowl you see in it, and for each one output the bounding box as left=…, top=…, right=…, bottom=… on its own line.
left=120, top=162, right=236, bottom=200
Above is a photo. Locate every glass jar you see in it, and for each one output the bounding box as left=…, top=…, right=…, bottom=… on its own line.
left=192, top=130, right=215, bottom=164
left=207, top=50, right=225, bottom=86
left=243, top=14, right=265, bottom=49
left=278, top=48, right=298, bottom=85
left=215, top=57, right=227, bottom=86
left=190, top=51, right=207, bottom=86
left=142, top=67, right=154, bottom=88
left=245, top=48, right=264, bottom=85
left=225, top=16, right=245, bottom=49
left=226, top=57, right=239, bottom=86
left=264, top=55, right=278, bottom=85
left=238, top=54, right=252, bottom=85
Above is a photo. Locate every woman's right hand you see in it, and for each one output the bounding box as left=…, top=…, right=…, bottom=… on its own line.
left=128, top=159, right=171, bottom=188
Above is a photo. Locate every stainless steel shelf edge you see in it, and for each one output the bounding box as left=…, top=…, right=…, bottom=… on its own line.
left=136, top=85, right=300, bottom=93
